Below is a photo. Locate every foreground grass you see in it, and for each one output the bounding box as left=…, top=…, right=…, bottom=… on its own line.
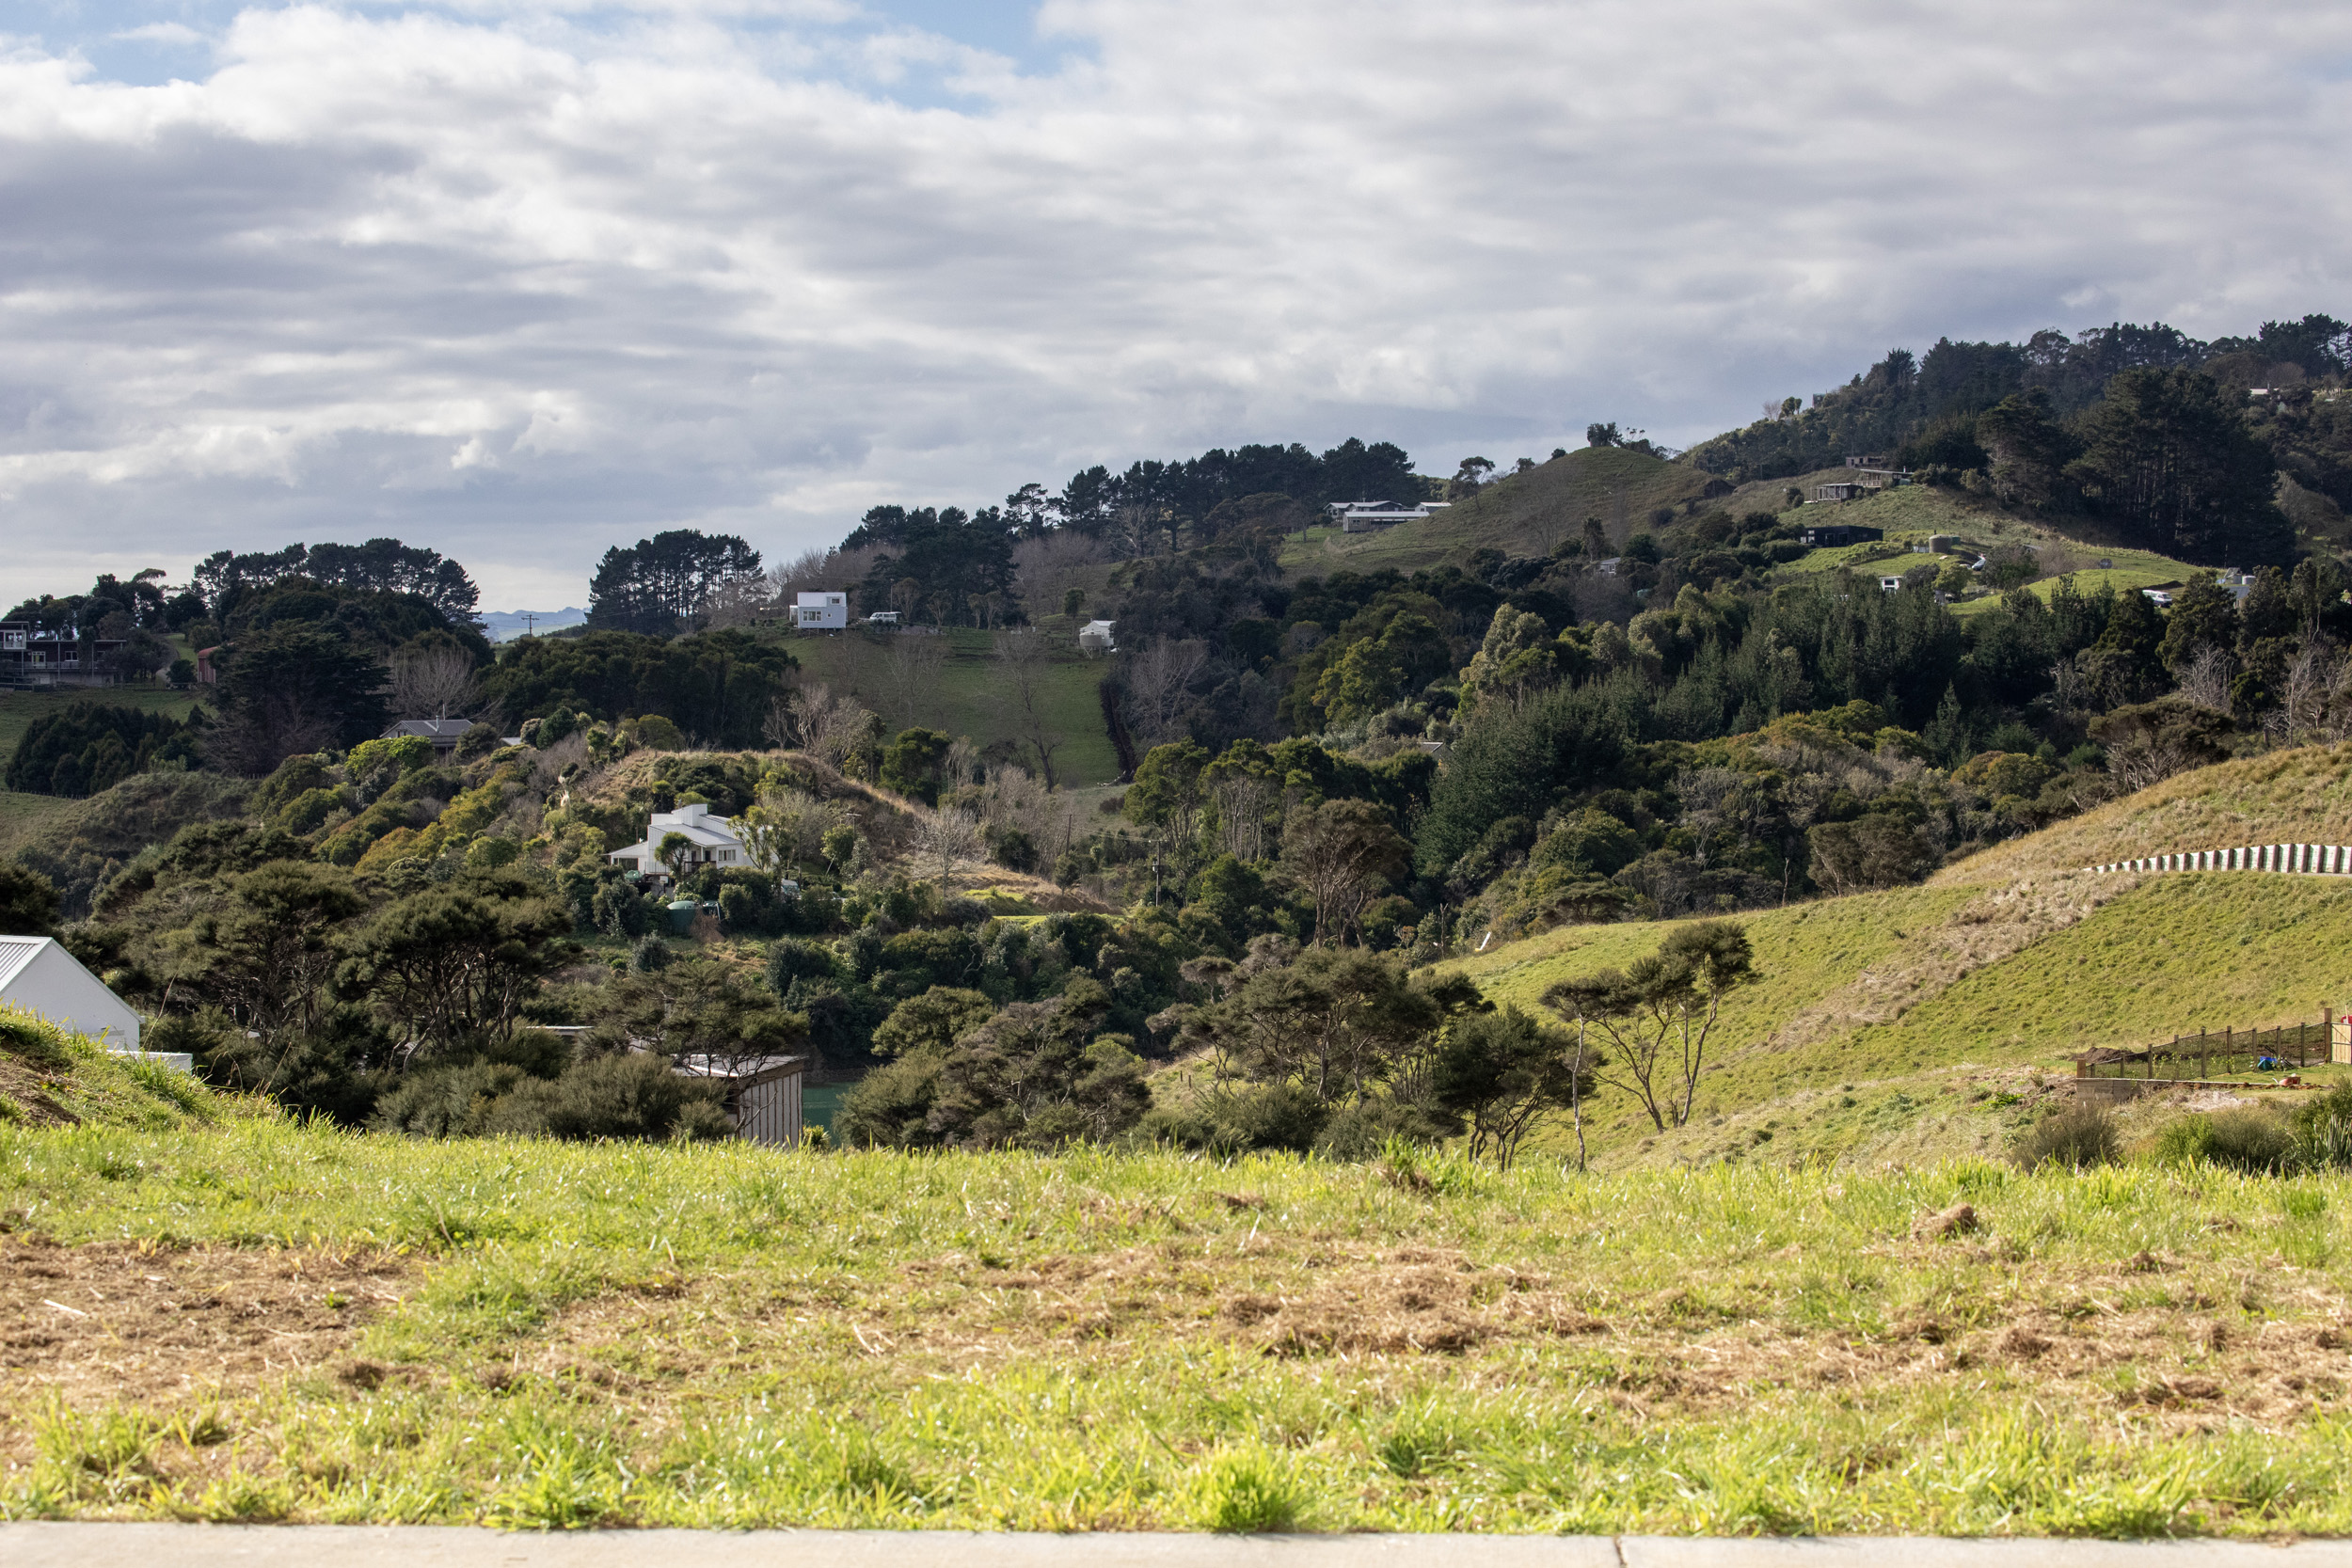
left=8, top=1122, right=2352, bottom=1535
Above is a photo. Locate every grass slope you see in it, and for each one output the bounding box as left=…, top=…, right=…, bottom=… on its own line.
left=780, top=628, right=1121, bottom=786
left=13, top=1123, right=2352, bottom=1535
left=1447, top=747, right=2352, bottom=1168
left=1941, top=742, right=2352, bottom=887
left=0, top=1008, right=230, bottom=1132
left=1279, top=448, right=1716, bottom=576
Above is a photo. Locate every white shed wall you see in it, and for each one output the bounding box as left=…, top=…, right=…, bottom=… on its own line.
left=0, top=941, right=140, bottom=1049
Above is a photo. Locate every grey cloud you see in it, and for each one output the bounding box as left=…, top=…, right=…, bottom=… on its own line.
left=1, top=0, right=2348, bottom=605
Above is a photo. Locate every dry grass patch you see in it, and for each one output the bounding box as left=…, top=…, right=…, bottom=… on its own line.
left=0, top=1239, right=414, bottom=1448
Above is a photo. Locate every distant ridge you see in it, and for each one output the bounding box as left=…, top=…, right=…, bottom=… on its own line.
left=479, top=607, right=585, bottom=641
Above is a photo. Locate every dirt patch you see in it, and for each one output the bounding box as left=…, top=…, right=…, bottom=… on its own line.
left=0, top=1053, right=81, bottom=1127
left=0, top=1238, right=415, bottom=1437
left=1770, top=872, right=2128, bottom=1048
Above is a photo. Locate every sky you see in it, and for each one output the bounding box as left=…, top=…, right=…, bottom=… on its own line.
left=2, top=2, right=2349, bottom=609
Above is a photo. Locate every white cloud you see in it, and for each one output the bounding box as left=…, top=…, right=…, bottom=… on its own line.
left=2, top=0, right=2350, bottom=607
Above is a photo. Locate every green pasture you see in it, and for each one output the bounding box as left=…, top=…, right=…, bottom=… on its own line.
left=14, top=1115, right=2352, bottom=1535
left=779, top=627, right=1121, bottom=787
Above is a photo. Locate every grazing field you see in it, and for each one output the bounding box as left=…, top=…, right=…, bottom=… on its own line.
left=1279, top=448, right=1715, bottom=576
left=0, top=687, right=197, bottom=775
left=779, top=628, right=1121, bottom=787
left=10, top=1117, right=2352, bottom=1536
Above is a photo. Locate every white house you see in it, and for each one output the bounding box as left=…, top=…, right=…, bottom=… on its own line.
left=609, top=802, right=751, bottom=882
left=793, top=592, right=849, bottom=631
left=1327, top=499, right=1446, bottom=533
left=0, top=936, right=140, bottom=1050
left=1079, top=619, right=1118, bottom=655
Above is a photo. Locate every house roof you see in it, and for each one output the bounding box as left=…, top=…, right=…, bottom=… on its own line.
left=0, top=937, right=47, bottom=991
left=385, top=719, right=471, bottom=741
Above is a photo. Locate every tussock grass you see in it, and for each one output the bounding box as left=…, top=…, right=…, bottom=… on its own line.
left=11, top=1122, right=2352, bottom=1534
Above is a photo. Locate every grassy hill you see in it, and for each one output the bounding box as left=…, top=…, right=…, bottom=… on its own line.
left=779, top=627, right=1121, bottom=786
left=1279, top=446, right=1717, bottom=576
left=1443, top=744, right=2352, bottom=1170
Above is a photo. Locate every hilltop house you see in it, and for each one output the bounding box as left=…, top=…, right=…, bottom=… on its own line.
left=1079, top=619, right=1118, bottom=655
left=793, top=592, right=849, bottom=630
left=609, top=803, right=750, bottom=883
left=0, top=936, right=140, bottom=1051
left=1327, top=499, right=1450, bottom=533
left=382, top=719, right=473, bottom=757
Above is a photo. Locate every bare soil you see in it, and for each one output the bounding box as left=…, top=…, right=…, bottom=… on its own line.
left=0, top=1238, right=414, bottom=1452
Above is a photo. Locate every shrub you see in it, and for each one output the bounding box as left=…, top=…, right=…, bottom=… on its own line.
left=2010, top=1104, right=2120, bottom=1169
left=2148, top=1105, right=2299, bottom=1174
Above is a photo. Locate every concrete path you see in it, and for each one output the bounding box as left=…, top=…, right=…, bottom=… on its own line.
left=5, top=1528, right=2350, bottom=1567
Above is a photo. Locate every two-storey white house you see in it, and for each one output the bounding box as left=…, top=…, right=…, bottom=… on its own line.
left=793, top=592, right=849, bottom=630
left=608, top=803, right=751, bottom=883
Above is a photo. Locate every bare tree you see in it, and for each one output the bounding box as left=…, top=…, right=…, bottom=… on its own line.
left=1121, top=637, right=1209, bottom=747
left=916, top=808, right=984, bottom=886
left=790, top=683, right=880, bottom=769
left=1011, top=531, right=1111, bottom=620
left=882, top=632, right=947, bottom=731
left=700, top=573, right=779, bottom=629
left=1211, top=771, right=1277, bottom=862
left=993, top=629, right=1068, bottom=787
left=2280, top=640, right=2343, bottom=743
left=389, top=645, right=477, bottom=721
left=765, top=545, right=878, bottom=606
left=2177, top=645, right=2236, bottom=715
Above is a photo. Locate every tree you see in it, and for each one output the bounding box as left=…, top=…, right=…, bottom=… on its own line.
left=186, top=861, right=368, bottom=1048
left=338, top=872, right=577, bottom=1060
left=592, top=957, right=804, bottom=1076
left=870, top=987, right=997, bottom=1059
left=0, top=863, right=62, bottom=938
left=389, top=643, right=478, bottom=721
left=993, top=630, right=1067, bottom=787
left=1280, top=799, right=1409, bottom=945
left=2090, top=696, right=2234, bottom=792
left=1433, top=1004, right=1597, bottom=1169
left=2068, top=368, right=2290, bottom=563
left=1126, top=740, right=1211, bottom=898
left=916, top=808, right=984, bottom=885
left=881, top=630, right=947, bottom=730
left=1120, top=637, right=1209, bottom=746
left=1458, top=608, right=1559, bottom=714
left=1180, top=943, right=1441, bottom=1107
left=880, top=727, right=954, bottom=806
left=473, top=628, right=795, bottom=748
left=210, top=622, right=393, bottom=771
left=587, top=530, right=764, bottom=635
left=1805, top=816, right=1939, bottom=895
left=1542, top=921, right=1755, bottom=1132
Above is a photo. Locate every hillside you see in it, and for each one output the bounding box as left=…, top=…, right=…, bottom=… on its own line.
left=0, top=1008, right=230, bottom=1131
left=1279, top=446, right=1718, bottom=574
left=778, top=626, right=1122, bottom=787
left=1443, top=744, right=2352, bottom=1170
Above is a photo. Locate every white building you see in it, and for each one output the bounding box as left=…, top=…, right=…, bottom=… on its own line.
left=1327, top=499, right=1449, bottom=533
left=793, top=592, right=849, bottom=630
left=1079, top=619, right=1118, bottom=655
left=0, top=936, right=140, bottom=1051
left=675, top=1053, right=807, bottom=1147
left=608, top=803, right=751, bottom=883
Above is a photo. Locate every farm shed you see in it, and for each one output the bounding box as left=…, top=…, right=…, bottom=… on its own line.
left=677, top=1053, right=808, bottom=1148
left=0, top=937, right=140, bottom=1051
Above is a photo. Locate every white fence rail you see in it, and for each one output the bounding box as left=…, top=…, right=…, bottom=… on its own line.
left=2090, top=843, right=2352, bottom=876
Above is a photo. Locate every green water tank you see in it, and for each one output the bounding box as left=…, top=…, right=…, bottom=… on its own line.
left=667, top=898, right=698, bottom=935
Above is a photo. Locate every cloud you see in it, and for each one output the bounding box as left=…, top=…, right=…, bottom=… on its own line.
left=2, top=0, right=2349, bottom=606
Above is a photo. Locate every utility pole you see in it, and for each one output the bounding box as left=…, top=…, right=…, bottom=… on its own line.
left=522, top=612, right=536, bottom=638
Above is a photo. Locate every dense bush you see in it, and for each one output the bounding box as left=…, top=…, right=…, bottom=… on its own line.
left=6, top=702, right=201, bottom=797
